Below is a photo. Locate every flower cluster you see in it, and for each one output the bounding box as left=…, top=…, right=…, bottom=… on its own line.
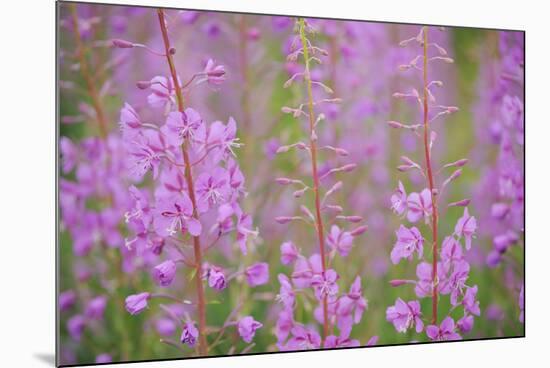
left=116, top=9, right=265, bottom=355
left=386, top=26, right=479, bottom=341
left=274, top=18, right=371, bottom=350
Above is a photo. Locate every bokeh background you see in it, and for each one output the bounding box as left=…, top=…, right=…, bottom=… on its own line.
left=58, top=2, right=524, bottom=365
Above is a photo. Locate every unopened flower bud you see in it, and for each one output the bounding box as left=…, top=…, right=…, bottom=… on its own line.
left=112, top=39, right=134, bottom=48
left=389, top=279, right=408, bottom=287
left=350, top=225, right=368, bottom=236
left=136, top=80, right=152, bottom=89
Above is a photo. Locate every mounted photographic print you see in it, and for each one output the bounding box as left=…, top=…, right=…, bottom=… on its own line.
left=57, top=1, right=525, bottom=366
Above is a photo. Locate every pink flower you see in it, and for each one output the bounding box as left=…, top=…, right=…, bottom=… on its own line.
left=390, top=225, right=424, bottom=264
left=195, top=167, right=230, bottom=212
left=276, top=274, right=295, bottom=309
left=245, top=263, right=269, bottom=287
left=162, top=108, right=203, bottom=146
left=281, top=324, right=321, bottom=351
left=125, top=292, right=150, bottom=315
left=323, top=335, right=360, bottom=348
left=237, top=316, right=263, bottom=343
left=386, top=298, right=423, bottom=333
left=391, top=181, right=407, bottom=215
left=119, top=103, right=142, bottom=139
left=85, top=295, right=107, bottom=320
left=407, top=188, right=432, bottom=223
left=337, top=276, right=367, bottom=325
left=275, top=308, right=294, bottom=343
left=454, top=207, right=477, bottom=250
left=280, top=241, right=299, bottom=265
left=180, top=321, right=199, bottom=347
left=152, top=259, right=177, bottom=287
left=153, top=193, right=202, bottom=237
left=205, top=265, right=227, bottom=291
left=426, top=317, right=462, bottom=341
left=200, top=59, right=226, bottom=86
left=311, top=269, right=339, bottom=301
left=327, top=225, right=354, bottom=257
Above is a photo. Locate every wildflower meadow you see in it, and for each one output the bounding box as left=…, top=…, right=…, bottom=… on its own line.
left=58, top=2, right=524, bottom=365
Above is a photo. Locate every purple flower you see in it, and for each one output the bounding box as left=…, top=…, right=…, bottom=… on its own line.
left=59, top=290, right=76, bottom=311
left=235, top=206, right=257, bottom=254
left=324, top=335, right=360, bottom=348
left=195, top=168, right=230, bottom=212
left=152, top=259, right=177, bottom=287
left=180, top=321, right=199, bottom=347
left=311, top=269, right=339, bottom=301
left=126, top=131, right=163, bottom=179
left=206, top=265, right=227, bottom=291
left=162, top=109, right=203, bottom=145
left=125, top=292, right=150, bottom=315
left=275, top=308, right=294, bottom=343
left=85, top=295, right=107, bottom=320
left=386, top=298, right=424, bottom=333
left=454, top=207, right=477, bottom=250
left=95, top=354, right=112, bottom=364
left=153, top=193, right=202, bottom=237
left=200, top=59, right=226, bottom=86
left=426, top=317, right=462, bottom=341
left=440, top=236, right=463, bottom=267
left=337, top=276, right=368, bottom=325
left=327, top=225, right=354, bottom=257
left=277, top=274, right=295, bottom=309
left=280, top=241, right=299, bottom=265
left=441, top=260, right=470, bottom=306
left=391, top=181, right=407, bottom=215
left=415, top=262, right=434, bottom=297
left=147, top=75, right=177, bottom=109
left=281, top=324, right=321, bottom=351
left=457, top=315, right=474, bottom=334
left=462, top=285, right=480, bottom=316
left=237, top=316, right=263, bottom=343
left=245, top=262, right=269, bottom=287
left=119, top=102, right=142, bottom=139
left=60, top=137, right=77, bottom=173
left=407, top=188, right=432, bottom=223
left=67, top=315, right=86, bottom=341
left=156, top=318, right=176, bottom=336
left=390, top=225, right=424, bottom=264
left=291, top=254, right=322, bottom=288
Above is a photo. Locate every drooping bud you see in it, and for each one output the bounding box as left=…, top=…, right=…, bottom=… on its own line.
left=136, top=80, right=152, bottom=90
left=448, top=199, right=471, bottom=207
left=275, top=177, right=293, bottom=185
left=112, top=39, right=135, bottom=48
left=350, top=225, right=368, bottom=236
left=389, top=280, right=408, bottom=287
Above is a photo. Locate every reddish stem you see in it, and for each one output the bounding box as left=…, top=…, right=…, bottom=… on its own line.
left=299, top=18, right=330, bottom=342
left=69, top=4, right=108, bottom=138
left=422, top=27, right=439, bottom=325
left=157, top=9, right=208, bottom=356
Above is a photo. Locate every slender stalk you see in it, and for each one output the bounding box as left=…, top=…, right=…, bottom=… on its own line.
left=298, top=18, right=329, bottom=342
left=69, top=4, right=108, bottom=138
left=422, top=27, right=439, bottom=325
left=157, top=9, right=208, bottom=356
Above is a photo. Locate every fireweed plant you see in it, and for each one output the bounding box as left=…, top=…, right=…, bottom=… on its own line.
left=274, top=19, right=370, bottom=350
left=114, top=9, right=265, bottom=356
left=386, top=26, right=480, bottom=340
